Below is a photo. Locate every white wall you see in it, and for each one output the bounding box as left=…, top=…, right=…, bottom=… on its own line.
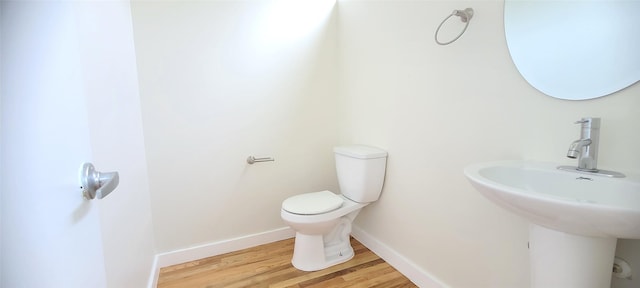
left=338, top=1, right=640, bottom=287
left=0, top=2, right=3, bottom=285
left=0, top=2, right=4, bottom=285
left=130, top=1, right=340, bottom=253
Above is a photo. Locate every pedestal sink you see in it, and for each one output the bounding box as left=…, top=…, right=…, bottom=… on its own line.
left=464, top=160, right=640, bottom=288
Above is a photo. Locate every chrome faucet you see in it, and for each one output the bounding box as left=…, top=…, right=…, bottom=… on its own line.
left=558, top=117, right=625, bottom=178
left=567, top=117, right=600, bottom=172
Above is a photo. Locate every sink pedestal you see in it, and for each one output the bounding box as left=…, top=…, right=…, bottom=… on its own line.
left=529, top=224, right=617, bottom=288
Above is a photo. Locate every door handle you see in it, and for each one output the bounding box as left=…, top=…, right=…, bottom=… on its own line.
left=80, top=163, right=119, bottom=200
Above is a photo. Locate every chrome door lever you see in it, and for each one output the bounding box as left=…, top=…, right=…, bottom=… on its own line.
left=80, top=163, right=119, bottom=200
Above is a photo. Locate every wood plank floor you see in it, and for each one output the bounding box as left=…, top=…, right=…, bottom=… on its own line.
left=158, top=237, right=417, bottom=288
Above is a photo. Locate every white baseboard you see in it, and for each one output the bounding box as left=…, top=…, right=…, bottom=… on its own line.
left=147, top=255, right=160, bottom=288
left=351, top=226, right=448, bottom=288
left=147, top=227, right=295, bottom=288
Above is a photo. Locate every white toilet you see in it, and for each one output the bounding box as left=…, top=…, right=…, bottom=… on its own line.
left=281, top=145, right=388, bottom=271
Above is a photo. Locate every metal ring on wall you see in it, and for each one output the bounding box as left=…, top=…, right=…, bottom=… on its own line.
left=435, top=8, right=474, bottom=45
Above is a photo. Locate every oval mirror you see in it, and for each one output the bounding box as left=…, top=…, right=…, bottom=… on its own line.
left=504, top=0, right=640, bottom=100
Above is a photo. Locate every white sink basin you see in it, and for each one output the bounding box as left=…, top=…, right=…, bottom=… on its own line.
left=464, top=160, right=640, bottom=239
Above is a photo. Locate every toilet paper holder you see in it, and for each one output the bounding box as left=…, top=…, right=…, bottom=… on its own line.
left=247, top=156, right=275, bottom=164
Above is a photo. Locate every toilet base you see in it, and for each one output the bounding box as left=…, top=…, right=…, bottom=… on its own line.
left=290, top=215, right=357, bottom=271
left=291, top=232, right=354, bottom=271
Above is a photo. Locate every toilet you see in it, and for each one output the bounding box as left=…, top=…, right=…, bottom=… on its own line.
left=281, top=145, right=388, bottom=271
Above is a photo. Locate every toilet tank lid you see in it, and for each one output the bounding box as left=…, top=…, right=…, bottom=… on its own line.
left=334, top=145, right=387, bottom=159
left=282, top=191, right=344, bottom=215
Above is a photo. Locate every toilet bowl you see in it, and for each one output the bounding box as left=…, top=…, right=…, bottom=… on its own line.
left=281, top=192, right=367, bottom=271
left=281, top=145, right=387, bottom=271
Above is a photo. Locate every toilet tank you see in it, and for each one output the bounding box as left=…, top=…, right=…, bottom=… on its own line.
left=334, top=145, right=388, bottom=203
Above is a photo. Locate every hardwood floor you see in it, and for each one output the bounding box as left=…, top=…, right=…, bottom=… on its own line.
left=158, top=237, right=417, bottom=288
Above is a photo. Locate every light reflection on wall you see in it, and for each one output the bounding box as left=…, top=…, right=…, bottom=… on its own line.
left=254, top=0, right=336, bottom=46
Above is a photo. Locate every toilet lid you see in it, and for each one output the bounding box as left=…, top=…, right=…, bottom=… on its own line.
left=282, top=190, right=344, bottom=215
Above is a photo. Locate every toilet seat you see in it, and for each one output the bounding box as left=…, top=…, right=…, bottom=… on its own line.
left=282, top=191, right=344, bottom=215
